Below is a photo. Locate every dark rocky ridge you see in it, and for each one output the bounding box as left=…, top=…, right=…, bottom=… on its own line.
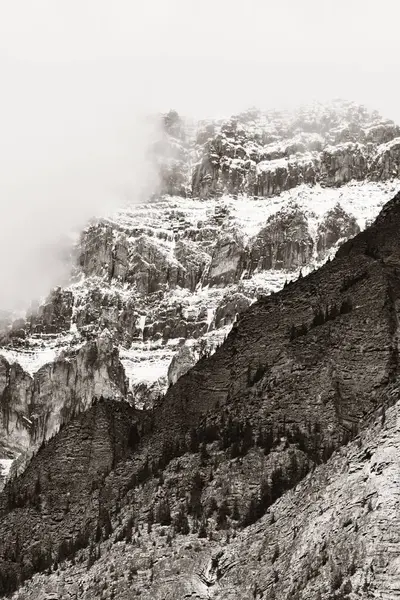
left=1, top=190, right=400, bottom=597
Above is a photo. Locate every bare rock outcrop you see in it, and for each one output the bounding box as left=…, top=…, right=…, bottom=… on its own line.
left=167, top=344, right=197, bottom=386
left=203, top=228, right=246, bottom=287
left=371, top=137, right=400, bottom=180
left=192, top=103, right=400, bottom=199
left=0, top=359, right=33, bottom=457
left=316, top=203, right=360, bottom=258
left=248, top=206, right=314, bottom=273
left=28, top=288, right=74, bottom=335
left=214, top=292, right=252, bottom=328
left=0, top=333, right=127, bottom=459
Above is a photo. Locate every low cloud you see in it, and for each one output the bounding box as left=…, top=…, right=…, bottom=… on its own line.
left=0, top=62, right=162, bottom=312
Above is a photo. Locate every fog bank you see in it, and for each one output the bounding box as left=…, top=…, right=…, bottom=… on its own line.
left=0, top=0, right=399, bottom=311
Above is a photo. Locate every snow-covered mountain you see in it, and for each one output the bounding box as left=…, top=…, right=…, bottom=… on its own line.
left=1, top=99, right=400, bottom=481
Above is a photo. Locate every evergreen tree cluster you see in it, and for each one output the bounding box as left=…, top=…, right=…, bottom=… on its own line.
left=0, top=393, right=360, bottom=596
left=340, top=270, right=368, bottom=293
left=146, top=469, right=241, bottom=538
left=0, top=525, right=94, bottom=596
left=247, top=364, right=267, bottom=386
left=115, top=514, right=134, bottom=543
left=290, top=298, right=353, bottom=340
left=5, top=475, right=42, bottom=511
left=138, top=416, right=347, bottom=536
left=190, top=415, right=338, bottom=464
left=242, top=453, right=308, bottom=527
left=174, top=504, right=190, bottom=534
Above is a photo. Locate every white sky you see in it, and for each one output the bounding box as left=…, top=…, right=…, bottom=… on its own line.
left=1, top=0, right=399, bottom=118
left=0, top=0, right=399, bottom=311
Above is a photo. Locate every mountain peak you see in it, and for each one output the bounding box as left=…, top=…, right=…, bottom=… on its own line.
left=1, top=100, right=400, bottom=479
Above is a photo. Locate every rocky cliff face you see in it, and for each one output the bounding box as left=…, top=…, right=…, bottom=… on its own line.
left=2, top=191, right=400, bottom=598
left=316, top=203, right=360, bottom=258
left=0, top=332, right=127, bottom=477
left=0, top=101, right=399, bottom=473
left=191, top=102, right=400, bottom=199
left=248, top=206, right=314, bottom=273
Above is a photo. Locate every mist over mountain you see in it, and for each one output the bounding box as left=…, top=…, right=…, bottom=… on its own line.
left=1, top=0, right=400, bottom=312
left=1, top=2, right=400, bottom=599
left=0, top=85, right=161, bottom=312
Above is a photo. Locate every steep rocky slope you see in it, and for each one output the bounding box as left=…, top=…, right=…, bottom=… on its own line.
left=2, top=190, right=400, bottom=598
left=10, top=391, right=400, bottom=600
left=0, top=100, right=400, bottom=477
